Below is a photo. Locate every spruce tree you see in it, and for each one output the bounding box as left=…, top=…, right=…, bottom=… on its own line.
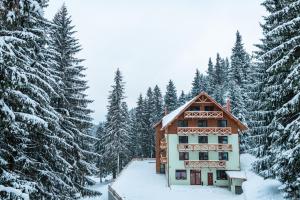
left=249, top=0, right=300, bottom=198
left=213, top=54, right=225, bottom=105
left=164, top=80, right=178, bottom=112
left=133, top=95, right=146, bottom=157
left=153, top=85, right=164, bottom=123
left=102, top=69, right=130, bottom=178
left=178, top=91, right=187, bottom=106
left=206, top=58, right=215, bottom=96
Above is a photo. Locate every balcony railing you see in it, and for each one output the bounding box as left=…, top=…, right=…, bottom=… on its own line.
left=160, top=139, right=167, bottom=150
left=160, top=156, right=167, bottom=164
left=184, top=160, right=226, bottom=169
left=177, top=143, right=232, bottom=152
left=177, top=127, right=231, bottom=135
left=184, top=111, right=223, bottom=119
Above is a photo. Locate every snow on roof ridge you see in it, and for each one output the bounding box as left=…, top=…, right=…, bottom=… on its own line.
left=162, top=96, right=197, bottom=128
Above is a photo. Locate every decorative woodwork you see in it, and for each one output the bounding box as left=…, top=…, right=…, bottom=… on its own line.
left=184, top=111, right=223, bottom=119
left=177, top=127, right=232, bottom=135
left=177, top=144, right=232, bottom=152
left=160, top=139, right=167, bottom=150
left=184, top=160, right=226, bottom=169
left=160, top=156, right=167, bottom=164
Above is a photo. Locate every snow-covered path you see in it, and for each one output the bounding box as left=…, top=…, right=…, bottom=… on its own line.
left=83, top=154, right=284, bottom=200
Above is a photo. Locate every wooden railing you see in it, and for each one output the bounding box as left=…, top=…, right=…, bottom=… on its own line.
left=184, top=111, right=223, bottom=119
left=177, top=127, right=231, bottom=135
left=160, top=138, right=167, bottom=150
left=177, top=143, right=232, bottom=152
left=160, top=156, right=167, bottom=164
left=184, top=160, right=226, bottom=169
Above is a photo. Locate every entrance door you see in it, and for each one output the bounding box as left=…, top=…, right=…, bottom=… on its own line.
left=190, top=170, right=201, bottom=185
left=208, top=173, right=213, bottom=185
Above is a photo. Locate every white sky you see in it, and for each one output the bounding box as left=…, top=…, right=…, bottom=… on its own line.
left=45, top=0, right=266, bottom=123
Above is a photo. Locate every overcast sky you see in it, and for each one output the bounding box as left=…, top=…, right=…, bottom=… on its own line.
left=45, top=0, right=266, bottom=123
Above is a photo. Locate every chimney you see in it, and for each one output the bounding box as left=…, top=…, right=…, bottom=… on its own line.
left=164, top=107, right=168, bottom=116
left=226, top=98, right=231, bottom=113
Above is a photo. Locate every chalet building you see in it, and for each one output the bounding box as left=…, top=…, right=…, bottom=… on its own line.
left=155, top=92, right=248, bottom=194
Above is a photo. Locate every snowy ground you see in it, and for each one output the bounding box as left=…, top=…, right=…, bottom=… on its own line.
left=80, top=176, right=111, bottom=200
left=83, top=154, right=285, bottom=200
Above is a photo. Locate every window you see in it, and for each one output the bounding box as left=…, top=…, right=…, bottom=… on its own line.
left=160, top=164, right=165, bottom=174
left=218, top=136, right=228, bottom=144
left=218, top=120, right=227, bottom=127
left=198, top=120, right=207, bottom=127
left=198, top=136, right=208, bottom=143
left=199, top=152, right=209, bottom=160
left=178, top=120, right=188, bottom=127
left=176, top=170, right=187, bottom=180
left=219, top=152, right=229, bottom=161
left=205, top=106, right=214, bottom=111
left=190, top=106, right=200, bottom=111
left=179, top=136, right=188, bottom=144
left=179, top=152, right=189, bottom=160
left=216, top=170, right=228, bottom=180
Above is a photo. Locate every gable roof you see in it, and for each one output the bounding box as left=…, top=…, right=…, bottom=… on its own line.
left=157, top=92, right=247, bottom=131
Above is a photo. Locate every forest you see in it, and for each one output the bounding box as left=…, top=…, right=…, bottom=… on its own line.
left=0, top=0, right=299, bottom=199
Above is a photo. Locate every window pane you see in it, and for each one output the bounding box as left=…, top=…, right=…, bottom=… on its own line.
left=217, top=170, right=228, bottom=180
left=218, top=136, right=228, bottom=144
left=176, top=170, right=187, bottom=180
left=199, top=152, right=208, bottom=160
left=198, top=136, right=208, bottom=143
left=198, top=120, right=207, bottom=127
left=218, top=120, right=227, bottom=127
left=205, top=106, right=214, bottom=111
left=179, top=136, right=188, bottom=143
left=179, top=152, right=189, bottom=160
left=219, top=152, right=229, bottom=161
left=190, top=106, right=200, bottom=111
left=178, top=120, right=188, bottom=127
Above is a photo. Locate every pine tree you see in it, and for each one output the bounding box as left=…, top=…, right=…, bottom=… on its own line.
left=178, top=91, right=187, bottom=106
left=229, top=31, right=251, bottom=87
left=191, top=69, right=202, bottom=97
left=249, top=0, right=300, bottom=198
left=102, top=69, right=130, bottom=178
left=133, top=95, right=146, bottom=157
left=153, top=85, right=164, bottom=123
left=213, top=54, right=225, bottom=105
left=164, top=80, right=178, bottom=112
left=50, top=5, right=100, bottom=197
left=206, top=58, right=215, bottom=95
left=94, top=122, right=106, bottom=183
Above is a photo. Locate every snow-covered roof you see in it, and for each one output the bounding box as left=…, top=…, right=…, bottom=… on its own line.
left=158, top=92, right=248, bottom=131
left=226, top=171, right=247, bottom=180
left=162, top=96, right=197, bottom=129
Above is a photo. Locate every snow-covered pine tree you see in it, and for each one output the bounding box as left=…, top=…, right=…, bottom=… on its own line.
left=133, top=94, right=146, bottom=157
left=153, top=85, right=164, bottom=123
left=143, top=88, right=156, bottom=158
left=164, top=80, right=178, bottom=112
left=50, top=5, right=100, bottom=198
left=229, top=31, right=251, bottom=87
left=213, top=54, right=225, bottom=104
left=191, top=69, right=202, bottom=97
left=249, top=0, right=300, bottom=198
left=206, top=58, right=215, bottom=96
left=102, top=69, right=130, bottom=178
left=94, top=122, right=106, bottom=183
left=0, top=1, right=101, bottom=199
left=178, top=91, right=187, bottom=106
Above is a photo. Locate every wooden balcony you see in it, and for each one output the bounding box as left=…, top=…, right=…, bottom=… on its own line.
left=184, top=111, right=223, bottom=119
left=177, top=127, right=231, bottom=135
left=160, top=139, right=167, bottom=150
left=160, top=156, right=167, bottom=164
left=177, top=143, right=232, bottom=152
left=184, top=160, right=226, bottom=169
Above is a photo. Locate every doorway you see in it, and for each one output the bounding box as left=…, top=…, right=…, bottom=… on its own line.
left=190, top=170, right=201, bottom=185
left=208, top=172, right=214, bottom=185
